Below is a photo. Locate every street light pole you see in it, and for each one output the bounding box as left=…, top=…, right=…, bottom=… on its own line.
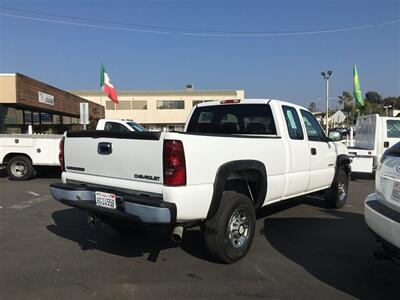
left=383, top=105, right=392, bottom=117
left=321, top=71, right=333, bottom=135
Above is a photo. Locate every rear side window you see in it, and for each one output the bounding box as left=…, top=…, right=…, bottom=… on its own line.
left=300, top=110, right=326, bottom=142
left=104, top=122, right=130, bottom=132
left=282, top=105, right=304, bottom=140
left=387, top=120, right=400, bottom=138
left=187, top=104, right=276, bottom=135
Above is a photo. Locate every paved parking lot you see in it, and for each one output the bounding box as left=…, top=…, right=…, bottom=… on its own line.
left=0, top=171, right=399, bottom=300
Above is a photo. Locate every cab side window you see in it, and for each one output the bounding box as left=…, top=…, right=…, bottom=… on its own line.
left=300, top=110, right=326, bottom=142
left=282, top=105, right=304, bottom=140
left=104, top=122, right=129, bottom=132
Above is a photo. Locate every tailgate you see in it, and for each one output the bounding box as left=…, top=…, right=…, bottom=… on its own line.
left=64, top=131, right=164, bottom=185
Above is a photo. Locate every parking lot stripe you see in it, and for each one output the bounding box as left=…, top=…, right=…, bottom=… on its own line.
left=27, top=191, right=41, bottom=197
left=9, top=194, right=52, bottom=210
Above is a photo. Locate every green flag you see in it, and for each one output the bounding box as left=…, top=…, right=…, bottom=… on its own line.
left=353, top=65, right=364, bottom=106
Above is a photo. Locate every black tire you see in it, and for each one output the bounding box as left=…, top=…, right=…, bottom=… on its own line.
left=6, top=155, right=35, bottom=181
left=325, top=168, right=349, bottom=209
left=204, top=191, right=256, bottom=264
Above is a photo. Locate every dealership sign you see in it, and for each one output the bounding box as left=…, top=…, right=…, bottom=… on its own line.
left=38, top=92, right=54, bottom=106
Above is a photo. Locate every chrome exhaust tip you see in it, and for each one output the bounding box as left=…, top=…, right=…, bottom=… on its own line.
left=171, top=226, right=184, bottom=243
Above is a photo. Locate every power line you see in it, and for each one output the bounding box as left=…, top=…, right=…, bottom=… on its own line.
left=0, top=7, right=399, bottom=37
left=0, top=13, right=171, bottom=34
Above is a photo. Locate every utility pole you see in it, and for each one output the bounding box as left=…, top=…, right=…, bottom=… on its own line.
left=321, top=71, right=333, bottom=135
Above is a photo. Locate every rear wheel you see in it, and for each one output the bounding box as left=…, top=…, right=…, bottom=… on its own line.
left=204, top=191, right=256, bottom=263
left=6, top=156, right=35, bottom=181
left=325, top=168, right=349, bottom=209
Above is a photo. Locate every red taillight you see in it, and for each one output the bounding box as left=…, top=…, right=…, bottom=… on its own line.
left=221, top=99, right=241, bottom=104
left=59, top=137, right=65, bottom=172
left=163, top=140, right=186, bottom=186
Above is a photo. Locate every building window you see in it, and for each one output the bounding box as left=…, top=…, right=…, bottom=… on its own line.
left=132, top=101, right=147, bottom=110
left=157, top=100, right=185, bottom=110
left=53, top=114, right=62, bottom=125
left=106, top=101, right=115, bottom=110
left=33, top=112, right=40, bottom=125
left=62, top=116, right=71, bottom=124
left=116, top=101, right=132, bottom=110
left=24, top=110, right=32, bottom=124
left=4, top=107, right=24, bottom=125
left=40, top=113, right=53, bottom=125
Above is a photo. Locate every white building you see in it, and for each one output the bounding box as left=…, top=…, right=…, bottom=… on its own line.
left=71, top=86, right=244, bottom=131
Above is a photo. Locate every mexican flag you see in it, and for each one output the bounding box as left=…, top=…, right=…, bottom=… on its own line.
left=353, top=65, right=364, bottom=106
left=100, top=63, right=118, bottom=104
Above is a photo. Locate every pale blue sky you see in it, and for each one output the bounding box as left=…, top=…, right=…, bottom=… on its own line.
left=1, top=0, right=399, bottom=109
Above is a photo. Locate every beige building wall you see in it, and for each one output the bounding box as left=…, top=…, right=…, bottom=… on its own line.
left=0, top=74, right=17, bottom=103
left=72, top=89, right=245, bottom=130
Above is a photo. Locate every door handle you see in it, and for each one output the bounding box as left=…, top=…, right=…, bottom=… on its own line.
left=311, top=148, right=317, bottom=155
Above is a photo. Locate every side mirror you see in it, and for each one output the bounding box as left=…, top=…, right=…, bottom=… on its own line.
left=328, top=131, right=341, bottom=142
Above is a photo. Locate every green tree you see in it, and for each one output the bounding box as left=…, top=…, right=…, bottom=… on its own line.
left=383, top=96, right=400, bottom=109
left=338, top=91, right=354, bottom=125
left=365, top=91, right=382, bottom=104
left=338, top=91, right=354, bottom=113
left=356, top=100, right=384, bottom=116
left=308, top=102, right=317, bottom=112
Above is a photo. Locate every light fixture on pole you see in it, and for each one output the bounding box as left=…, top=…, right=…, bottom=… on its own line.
left=383, top=105, right=392, bottom=117
left=321, top=70, right=333, bottom=135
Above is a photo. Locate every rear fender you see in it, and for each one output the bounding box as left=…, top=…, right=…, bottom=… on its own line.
left=207, top=160, right=267, bottom=219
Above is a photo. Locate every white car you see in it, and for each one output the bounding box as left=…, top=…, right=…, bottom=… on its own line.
left=365, top=141, right=400, bottom=264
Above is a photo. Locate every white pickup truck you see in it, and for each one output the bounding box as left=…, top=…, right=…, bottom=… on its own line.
left=0, top=119, right=145, bottom=180
left=348, top=114, right=400, bottom=173
left=50, top=99, right=351, bottom=263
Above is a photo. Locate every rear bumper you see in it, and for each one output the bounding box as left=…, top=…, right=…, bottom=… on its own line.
left=50, top=183, right=176, bottom=225
left=364, top=193, right=400, bottom=250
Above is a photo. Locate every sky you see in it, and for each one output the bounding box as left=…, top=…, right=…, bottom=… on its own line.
left=0, top=0, right=399, bottom=110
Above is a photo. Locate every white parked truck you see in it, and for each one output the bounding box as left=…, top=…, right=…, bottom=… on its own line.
left=95, top=119, right=146, bottom=132
left=50, top=99, right=351, bottom=263
left=348, top=114, right=400, bottom=173
left=0, top=134, right=61, bottom=180
left=0, top=119, right=145, bottom=180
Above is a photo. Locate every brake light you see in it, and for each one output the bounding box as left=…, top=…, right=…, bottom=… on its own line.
left=163, top=140, right=186, bottom=186
left=59, top=137, right=65, bottom=172
left=221, top=99, right=241, bottom=104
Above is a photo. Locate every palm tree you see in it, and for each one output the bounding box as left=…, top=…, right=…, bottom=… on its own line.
left=338, top=91, right=354, bottom=112
left=338, top=91, right=354, bottom=125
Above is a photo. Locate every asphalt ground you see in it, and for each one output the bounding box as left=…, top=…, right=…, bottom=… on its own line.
left=0, top=170, right=399, bottom=300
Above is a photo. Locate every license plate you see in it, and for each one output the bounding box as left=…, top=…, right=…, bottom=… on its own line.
left=95, top=191, right=117, bottom=209
left=392, top=182, right=400, bottom=202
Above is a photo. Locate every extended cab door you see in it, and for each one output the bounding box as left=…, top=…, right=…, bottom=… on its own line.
left=281, top=105, right=310, bottom=197
left=300, top=110, right=336, bottom=191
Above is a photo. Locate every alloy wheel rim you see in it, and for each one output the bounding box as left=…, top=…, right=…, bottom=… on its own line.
left=227, top=208, right=250, bottom=249
left=338, top=181, right=346, bottom=201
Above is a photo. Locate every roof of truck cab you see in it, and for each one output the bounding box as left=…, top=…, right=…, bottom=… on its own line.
left=196, top=98, right=308, bottom=111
